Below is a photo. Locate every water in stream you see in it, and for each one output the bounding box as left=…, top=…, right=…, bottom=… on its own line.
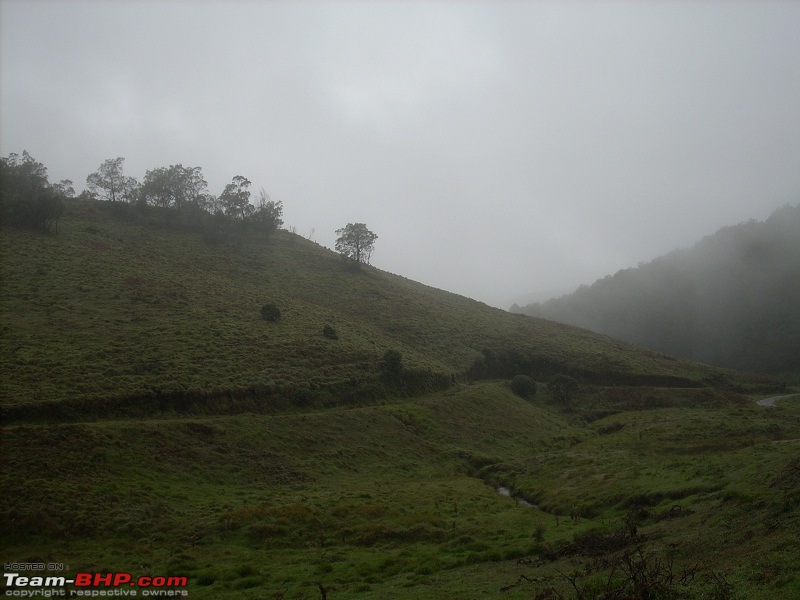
left=497, top=487, right=539, bottom=509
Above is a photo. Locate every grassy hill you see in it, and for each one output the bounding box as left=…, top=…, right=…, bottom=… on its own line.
left=1, top=200, right=770, bottom=421
left=2, top=200, right=797, bottom=599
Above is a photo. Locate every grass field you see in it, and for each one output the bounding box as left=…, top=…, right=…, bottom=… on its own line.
left=1, top=201, right=795, bottom=598
left=2, top=384, right=799, bottom=598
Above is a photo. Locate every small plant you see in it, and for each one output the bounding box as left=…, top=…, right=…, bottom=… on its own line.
left=260, top=303, right=281, bottom=322
left=195, top=571, right=217, bottom=586
left=533, top=522, right=546, bottom=542
left=511, top=375, right=537, bottom=399
left=322, top=325, right=339, bottom=340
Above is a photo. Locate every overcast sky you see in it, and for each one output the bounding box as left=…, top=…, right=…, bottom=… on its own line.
left=2, top=1, right=799, bottom=308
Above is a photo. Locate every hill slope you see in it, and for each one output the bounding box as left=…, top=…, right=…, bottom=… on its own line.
left=513, top=204, right=800, bottom=374
left=2, top=200, right=798, bottom=599
left=1, top=200, right=769, bottom=421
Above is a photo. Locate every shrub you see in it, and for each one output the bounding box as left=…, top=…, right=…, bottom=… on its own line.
left=548, top=374, right=579, bottom=408
left=260, top=303, right=281, bottom=322
left=322, top=324, right=339, bottom=340
left=511, top=375, right=537, bottom=399
left=195, top=571, right=217, bottom=586
left=291, top=387, right=313, bottom=407
left=380, top=349, right=403, bottom=376
left=380, top=349, right=404, bottom=386
left=598, top=422, right=625, bottom=435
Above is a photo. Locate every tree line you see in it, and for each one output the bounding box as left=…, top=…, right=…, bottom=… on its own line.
left=83, top=157, right=284, bottom=232
left=2, top=151, right=378, bottom=267
left=1, top=153, right=283, bottom=236
left=0, top=151, right=69, bottom=233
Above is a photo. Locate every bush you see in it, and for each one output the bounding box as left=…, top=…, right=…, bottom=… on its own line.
left=511, top=375, right=537, bottom=399
left=380, top=349, right=403, bottom=383
left=291, top=387, right=313, bottom=407
left=260, top=303, right=281, bottom=322
left=381, top=349, right=403, bottom=373
left=322, top=324, right=339, bottom=340
left=195, top=571, right=217, bottom=586
left=548, top=374, right=579, bottom=408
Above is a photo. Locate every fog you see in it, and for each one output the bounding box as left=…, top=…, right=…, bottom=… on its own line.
left=515, top=204, right=800, bottom=373
left=2, top=1, right=799, bottom=308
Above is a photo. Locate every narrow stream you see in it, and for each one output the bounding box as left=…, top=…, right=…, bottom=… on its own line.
left=497, top=486, right=539, bottom=509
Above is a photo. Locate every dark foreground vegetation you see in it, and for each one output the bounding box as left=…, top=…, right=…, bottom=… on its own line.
left=514, top=204, right=800, bottom=375
left=1, top=155, right=797, bottom=598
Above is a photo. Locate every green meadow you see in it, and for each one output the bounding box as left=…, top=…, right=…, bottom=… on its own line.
left=2, top=201, right=797, bottom=598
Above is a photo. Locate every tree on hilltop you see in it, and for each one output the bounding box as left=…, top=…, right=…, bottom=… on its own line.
left=1, top=151, right=66, bottom=233
left=249, top=188, right=284, bottom=235
left=139, top=164, right=211, bottom=210
left=86, top=157, right=138, bottom=203
left=220, top=175, right=253, bottom=220
left=335, top=223, right=377, bottom=267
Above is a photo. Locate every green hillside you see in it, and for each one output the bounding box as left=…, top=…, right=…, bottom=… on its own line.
left=2, top=200, right=797, bottom=600
left=1, top=200, right=769, bottom=421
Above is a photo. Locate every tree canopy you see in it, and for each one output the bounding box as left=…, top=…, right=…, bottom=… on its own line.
left=335, top=223, right=378, bottom=266
left=86, top=157, right=138, bottom=203
left=5, top=150, right=290, bottom=241
left=220, top=175, right=253, bottom=220
left=139, top=164, right=211, bottom=210
left=249, top=188, right=284, bottom=234
left=1, top=151, right=66, bottom=233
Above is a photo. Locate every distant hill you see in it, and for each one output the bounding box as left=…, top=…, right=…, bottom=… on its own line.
left=0, top=199, right=770, bottom=421
left=513, top=204, right=800, bottom=375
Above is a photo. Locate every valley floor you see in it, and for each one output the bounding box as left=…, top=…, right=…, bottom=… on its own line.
left=2, top=383, right=799, bottom=599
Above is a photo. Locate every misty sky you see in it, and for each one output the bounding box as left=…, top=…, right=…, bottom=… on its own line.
left=2, top=1, right=799, bottom=308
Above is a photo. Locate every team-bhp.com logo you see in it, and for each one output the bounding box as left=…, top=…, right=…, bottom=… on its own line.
left=3, top=571, right=188, bottom=597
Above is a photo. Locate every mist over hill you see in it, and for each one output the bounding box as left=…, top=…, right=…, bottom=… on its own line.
left=513, top=204, right=800, bottom=374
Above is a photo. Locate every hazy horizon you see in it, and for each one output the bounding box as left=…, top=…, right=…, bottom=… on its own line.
left=2, top=1, right=798, bottom=308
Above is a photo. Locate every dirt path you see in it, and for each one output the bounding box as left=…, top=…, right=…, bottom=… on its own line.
left=757, top=393, right=800, bottom=407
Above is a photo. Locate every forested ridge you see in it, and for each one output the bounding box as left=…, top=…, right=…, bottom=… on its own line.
left=513, top=204, right=800, bottom=374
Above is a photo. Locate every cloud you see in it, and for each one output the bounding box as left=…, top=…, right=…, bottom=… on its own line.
left=2, top=1, right=799, bottom=308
